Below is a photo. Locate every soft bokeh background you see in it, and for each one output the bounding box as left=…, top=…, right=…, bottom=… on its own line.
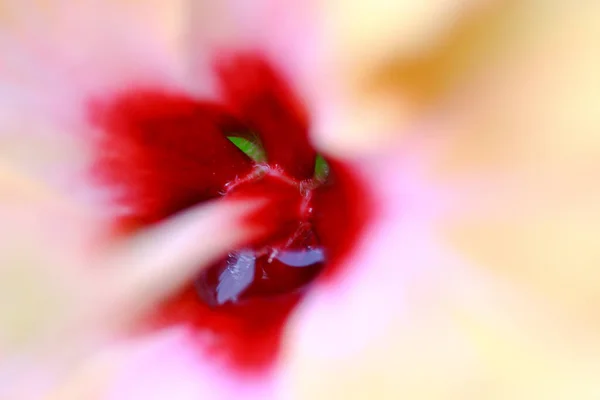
left=1, top=0, right=600, bottom=399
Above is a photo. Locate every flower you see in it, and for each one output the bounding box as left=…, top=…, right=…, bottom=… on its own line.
left=2, top=1, right=600, bottom=399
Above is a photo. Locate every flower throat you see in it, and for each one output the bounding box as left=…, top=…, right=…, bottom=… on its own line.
left=91, top=53, right=371, bottom=372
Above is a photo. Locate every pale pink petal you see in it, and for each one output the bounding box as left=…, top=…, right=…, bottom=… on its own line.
left=281, top=140, right=600, bottom=398
left=280, top=3, right=600, bottom=398
left=0, top=169, right=264, bottom=398
left=107, top=328, right=277, bottom=400
left=0, top=0, right=195, bottom=207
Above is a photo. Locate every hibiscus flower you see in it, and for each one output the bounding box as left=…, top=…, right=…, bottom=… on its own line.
left=2, top=1, right=600, bottom=399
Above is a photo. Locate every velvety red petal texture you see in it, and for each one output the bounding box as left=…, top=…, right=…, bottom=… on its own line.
left=311, top=160, right=373, bottom=278
left=157, top=286, right=302, bottom=369
left=90, top=54, right=372, bottom=373
left=91, top=91, right=253, bottom=227
left=216, top=55, right=317, bottom=180
left=227, top=173, right=305, bottom=246
left=153, top=162, right=370, bottom=372
left=157, top=170, right=317, bottom=370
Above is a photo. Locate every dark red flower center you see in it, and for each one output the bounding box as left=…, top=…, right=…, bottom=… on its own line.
left=90, top=54, right=371, bottom=373
left=197, top=163, right=325, bottom=306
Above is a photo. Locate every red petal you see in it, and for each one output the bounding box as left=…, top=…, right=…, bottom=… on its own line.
left=156, top=172, right=310, bottom=370
left=227, top=173, right=303, bottom=245
left=90, top=71, right=373, bottom=374
left=155, top=161, right=371, bottom=372
left=216, top=55, right=317, bottom=180
left=90, top=90, right=254, bottom=227
left=311, top=160, right=373, bottom=278
left=155, top=286, right=301, bottom=370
